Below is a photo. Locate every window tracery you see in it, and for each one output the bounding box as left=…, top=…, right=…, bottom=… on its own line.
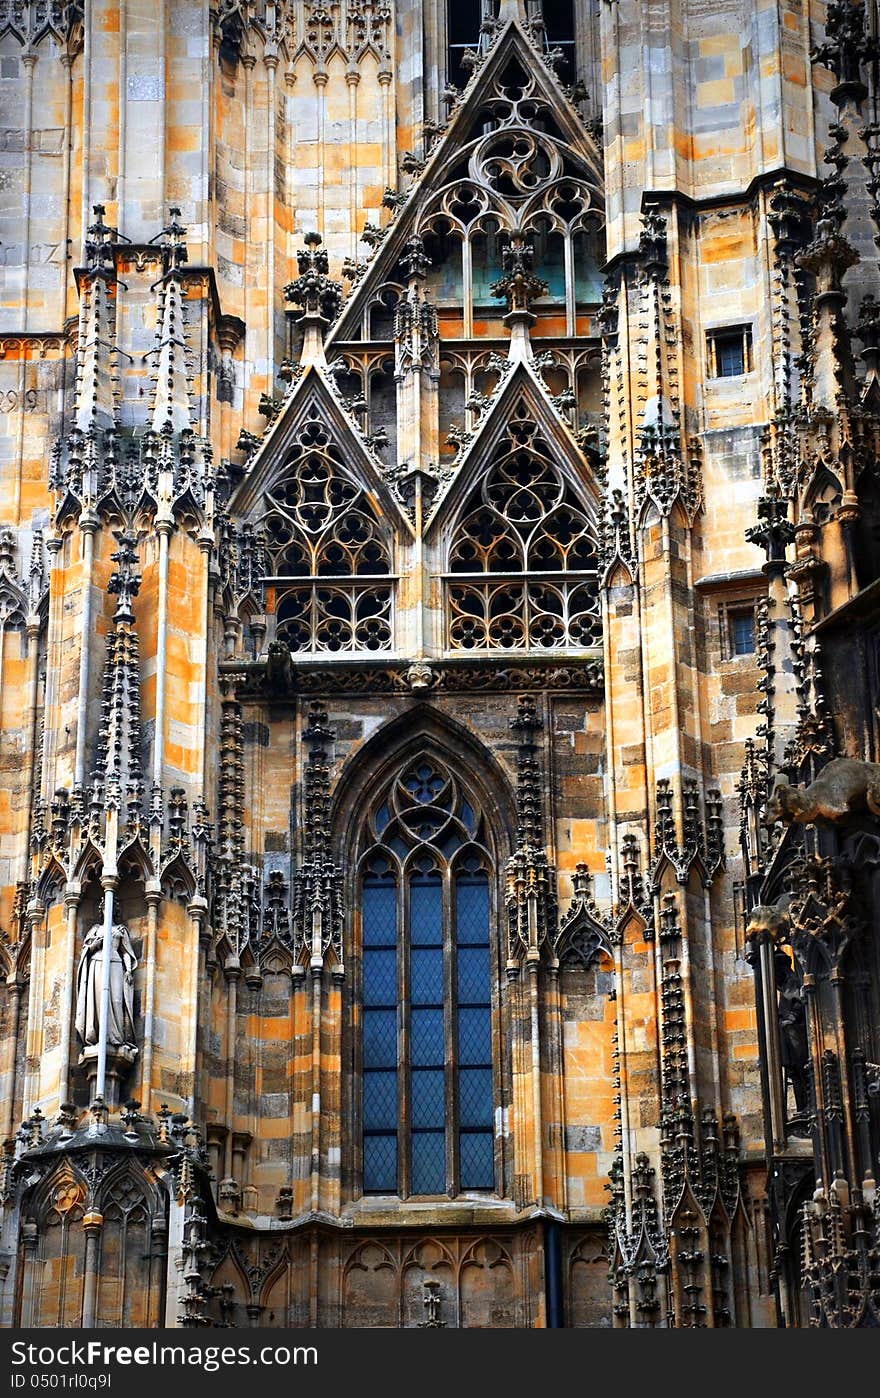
left=260, top=409, right=393, bottom=654
left=446, top=403, right=600, bottom=651
left=358, top=755, right=496, bottom=1198
left=414, top=56, right=603, bottom=335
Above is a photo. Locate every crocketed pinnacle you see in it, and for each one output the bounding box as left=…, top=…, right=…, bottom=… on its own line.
left=74, top=206, right=119, bottom=435
left=150, top=209, right=194, bottom=436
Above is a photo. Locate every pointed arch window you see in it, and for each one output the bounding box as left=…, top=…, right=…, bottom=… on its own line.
left=261, top=408, right=394, bottom=653
left=358, top=756, right=496, bottom=1197
left=445, top=401, right=601, bottom=650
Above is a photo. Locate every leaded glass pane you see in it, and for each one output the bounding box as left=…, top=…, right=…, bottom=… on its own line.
left=410, top=877, right=443, bottom=945
left=363, top=1008, right=397, bottom=1069
left=456, top=875, right=490, bottom=944
left=411, top=1008, right=444, bottom=1067
left=459, top=1068, right=493, bottom=1129
left=456, top=946, right=490, bottom=1005
left=411, top=947, right=444, bottom=1005
left=363, top=949, right=398, bottom=1006
left=361, top=759, right=496, bottom=1199
left=459, top=1131, right=495, bottom=1190
left=458, top=1007, right=491, bottom=1066
left=364, top=1070, right=398, bottom=1131
left=412, top=1131, right=446, bottom=1195
left=411, top=1069, right=446, bottom=1128
left=363, top=878, right=397, bottom=946
left=364, top=1135, right=398, bottom=1193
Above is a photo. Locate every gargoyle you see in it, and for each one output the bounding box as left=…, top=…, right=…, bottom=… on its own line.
left=747, top=893, right=791, bottom=939
left=764, top=757, right=880, bottom=827
left=266, top=640, right=293, bottom=694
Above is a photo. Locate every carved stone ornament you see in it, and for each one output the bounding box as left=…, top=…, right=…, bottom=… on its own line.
left=765, top=756, right=880, bottom=826
left=75, top=921, right=138, bottom=1052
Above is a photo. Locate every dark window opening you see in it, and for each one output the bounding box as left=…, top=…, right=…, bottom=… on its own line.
left=729, top=608, right=756, bottom=656
left=541, top=0, right=577, bottom=87
left=448, top=0, right=483, bottom=88
left=707, top=325, right=753, bottom=378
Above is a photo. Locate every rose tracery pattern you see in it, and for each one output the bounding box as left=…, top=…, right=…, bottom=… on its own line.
left=446, top=404, right=600, bottom=652
left=261, top=408, right=393, bottom=653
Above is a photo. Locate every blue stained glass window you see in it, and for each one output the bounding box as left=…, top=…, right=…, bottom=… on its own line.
left=457, top=876, right=490, bottom=944
left=363, top=867, right=399, bottom=1192
left=411, top=1008, right=444, bottom=1066
left=363, top=878, right=397, bottom=946
left=361, top=765, right=496, bottom=1198
left=363, top=949, right=397, bottom=1006
left=412, top=1131, right=446, bottom=1194
left=411, top=1069, right=446, bottom=1128
left=411, top=948, right=444, bottom=1005
left=455, top=870, right=493, bottom=1189
left=458, top=1007, right=491, bottom=1065
left=456, top=946, right=490, bottom=1005
left=410, top=877, right=443, bottom=945
left=459, top=1068, right=493, bottom=1129
left=363, top=1008, right=396, bottom=1068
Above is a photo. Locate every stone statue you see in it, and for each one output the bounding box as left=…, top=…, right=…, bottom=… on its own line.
left=75, top=921, right=138, bottom=1050
left=774, top=948, right=809, bottom=1118
left=765, top=757, right=880, bottom=827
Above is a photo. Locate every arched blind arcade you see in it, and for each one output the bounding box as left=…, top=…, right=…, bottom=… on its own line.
left=359, top=756, right=496, bottom=1197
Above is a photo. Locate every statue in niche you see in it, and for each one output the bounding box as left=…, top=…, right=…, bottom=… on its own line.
left=774, top=947, right=809, bottom=1122
left=75, top=921, right=139, bottom=1051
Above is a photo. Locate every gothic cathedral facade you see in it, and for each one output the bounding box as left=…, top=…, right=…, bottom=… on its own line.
left=0, top=0, right=878, bottom=1330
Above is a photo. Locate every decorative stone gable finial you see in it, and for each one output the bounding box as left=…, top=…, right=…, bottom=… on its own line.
left=812, top=0, right=876, bottom=104
left=285, top=232, right=342, bottom=365
left=746, top=481, right=795, bottom=572
left=491, top=233, right=548, bottom=337
left=398, top=234, right=431, bottom=282
left=84, top=204, right=116, bottom=276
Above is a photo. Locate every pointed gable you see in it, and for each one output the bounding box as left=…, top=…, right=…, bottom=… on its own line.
left=229, top=365, right=411, bottom=536
left=330, top=17, right=604, bottom=346
left=226, top=367, right=409, bottom=656
left=429, top=357, right=602, bottom=534
left=429, top=360, right=603, bottom=654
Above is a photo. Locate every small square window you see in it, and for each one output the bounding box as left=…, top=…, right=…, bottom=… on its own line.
left=729, top=608, right=755, bottom=656
left=715, top=596, right=760, bottom=661
left=707, top=326, right=753, bottom=378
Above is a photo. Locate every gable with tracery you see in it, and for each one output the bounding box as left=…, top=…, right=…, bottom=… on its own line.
left=445, top=397, right=601, bottom=651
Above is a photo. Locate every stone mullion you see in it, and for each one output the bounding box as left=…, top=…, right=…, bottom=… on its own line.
left=17, top=611, right=43, bottom=896
left=509, top=968, right=536, bottom=1209
left=605, top=584, right=656, bottom=1217
left=322, top=969, right=344, bottom=1218
left=542, top=962, right=567, bottom=1213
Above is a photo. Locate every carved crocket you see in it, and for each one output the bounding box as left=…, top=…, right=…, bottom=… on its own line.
left=764, top=758, right=880, bottom=827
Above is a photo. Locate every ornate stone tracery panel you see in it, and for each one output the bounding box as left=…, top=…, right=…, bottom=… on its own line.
left=259, top=407, right=394, bottom=654
left=446, top=400, right=600, bottom=651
